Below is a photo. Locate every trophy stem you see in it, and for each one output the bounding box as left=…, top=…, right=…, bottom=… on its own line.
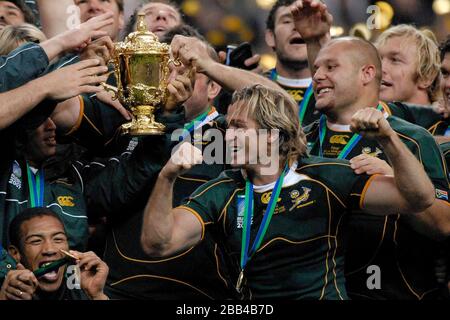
left=122, top=105, right=165, bottom=136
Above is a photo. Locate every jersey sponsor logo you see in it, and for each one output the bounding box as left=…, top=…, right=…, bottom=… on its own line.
left=330, top=135, right=349, bottom=145
left=289, top=187, right=312, bottom=212
left=286, top=89, right=305, bottom=102
left=436, top=189, right=448, bottom=201
left=9, top=162, right=22, bottom=190
left=362, top=147, right=383, bottom=158
left=261, top=192, right=282, bottom=205
left=57, top=196, right=75, bottom=207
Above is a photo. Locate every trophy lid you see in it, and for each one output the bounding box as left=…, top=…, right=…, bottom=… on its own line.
left=116, top=13, right=170, bottom=54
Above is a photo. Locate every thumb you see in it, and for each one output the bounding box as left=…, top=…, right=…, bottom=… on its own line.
left=16, top=263, right=25, bottom=270
left=186, top=66, right=196, bottom=86
left=218, top=51, right=227, bottom=64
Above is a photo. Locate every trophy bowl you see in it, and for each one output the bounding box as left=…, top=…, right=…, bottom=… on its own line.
left=103, top=13, right=178, bottom=135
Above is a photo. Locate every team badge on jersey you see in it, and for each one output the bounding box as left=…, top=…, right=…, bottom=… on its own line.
left=362, top=147, right=383, bottom=157
left=436, top=189, right=449, bottom=201
left=57, top=196, right=75, bottom=207
left=261, top=192, right=282, bottom=205
left=330, top=135, right=349, bottom=145
left=289, top=187, right=312, bottom=212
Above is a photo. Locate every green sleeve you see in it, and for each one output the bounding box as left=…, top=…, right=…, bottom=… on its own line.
left=179, top=172, right=237, bottom=225
left=0, top=43, right=49, bottom=92
left=81, top=136, right=171, bottom=219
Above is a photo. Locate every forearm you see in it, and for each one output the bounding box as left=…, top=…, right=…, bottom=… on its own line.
left=141, top=173, right=176, bottom=255
left=405, top=200, right=450, bottom=241
left=202, top=61, right=281, bottom=92
left=305, top=34, right=330, bottom=75
left=379, top=133, right=435, bottom=211
left=40, top=37, right=67, bottom=61
left=37, top=0, right=74, bottom=38
left=0, top=78, right=49, bottom=129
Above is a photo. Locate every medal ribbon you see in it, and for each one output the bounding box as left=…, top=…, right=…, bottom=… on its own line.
left=240, top=164, right=289, bottom=273
left=318, top=104, right=384, bottom=159
left=179, top=106, right=219, bottom=141
left=26, top=163, right=44, bottom=208
left=269, top=69, right=313, bottom=126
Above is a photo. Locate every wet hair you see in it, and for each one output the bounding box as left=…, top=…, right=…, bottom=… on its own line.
left=230, top=84, right=307, bottom=160
left=123, top=0, right=182, bottom=39
left=0, top=0, right=36, bottom=25
left=266, top=0, right=296, bottom=31
left=0, top=23, right=46, bottom=55
left=9, top=207, right=64, bottom=250
left=376, top=25, right=441, bottom=102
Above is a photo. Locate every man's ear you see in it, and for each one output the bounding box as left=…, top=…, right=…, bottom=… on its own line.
left=8, top=245, right=21, bottom=264
left=361, top=64, right=377, bottom=86
left=207, top=81, right=222, bottom=101
left=265, top=29, right=276, bottom=50
left=417, top=75, right=435, bottom=91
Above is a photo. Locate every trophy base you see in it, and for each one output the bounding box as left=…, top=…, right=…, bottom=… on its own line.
left=121, top=105, right=165, bottom=136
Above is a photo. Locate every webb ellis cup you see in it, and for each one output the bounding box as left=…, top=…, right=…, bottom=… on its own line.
left=103, top=13, right=179, bottom=135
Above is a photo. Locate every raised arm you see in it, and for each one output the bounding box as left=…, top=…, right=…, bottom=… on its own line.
left=37, top=0, right=75, bottom=38
left=39, top=12, right=113, bottom=61
left=0, top=59, right=107, bottom=130
left=290, top=0, right=332, bottom=75
left=141, top=143, right=204, bottom=257
left=170, top=35, right=281, bottom=92
left=351, top=108, right=435, bottom=214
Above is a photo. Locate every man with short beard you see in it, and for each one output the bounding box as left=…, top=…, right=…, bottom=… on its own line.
left=264, top=0, right=319, bottom=127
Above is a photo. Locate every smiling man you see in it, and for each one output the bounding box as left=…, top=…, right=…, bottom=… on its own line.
left=0, top=207, right=109, bottom=300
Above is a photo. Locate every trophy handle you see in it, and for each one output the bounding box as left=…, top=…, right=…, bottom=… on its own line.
left=168, top=57, right=182, bottom=67
left=101, top=82, right=119, bottom=100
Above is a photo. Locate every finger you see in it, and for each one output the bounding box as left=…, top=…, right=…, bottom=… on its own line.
left=167, top=83, right=184, bottom=102
left=6, top=286, right=27, bottom=300
left=218, top=51, right=226, bottom=64
left=10, top=280, right=35, bottom=296
left=80, top=85, right=104, bottom=94
left=16, top=263, right=26, bottom=270
left=244, top=54, right=261, bottom=67
left=5, top=291, right=21, bottom=300
left=81, top=65, right=109, bottom=77
left=74, top=58, right=101, bottom=71
left=349, top=153, right=370, bottom=163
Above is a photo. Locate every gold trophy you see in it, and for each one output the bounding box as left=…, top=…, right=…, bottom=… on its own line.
left=103, top=13, right=179, bottom=135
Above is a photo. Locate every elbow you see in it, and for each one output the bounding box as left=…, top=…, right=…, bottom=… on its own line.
left=405, top=190, right=435, bottom=214
left=140, top=232, right=169, bottom=257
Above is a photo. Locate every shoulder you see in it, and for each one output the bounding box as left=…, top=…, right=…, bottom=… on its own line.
left=297, top=155, right=352, bottom=175
left=388, top=116, right=436, bottom=143
left=189, top=169, right=242, bottom=197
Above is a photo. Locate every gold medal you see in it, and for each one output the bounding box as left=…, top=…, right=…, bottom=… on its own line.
left=236, top=270, right=245, bottom=293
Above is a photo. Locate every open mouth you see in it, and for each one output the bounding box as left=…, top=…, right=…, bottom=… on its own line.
left=289, top=37, right=305, bottom=45
left=315, top=86, right=334, bottom=97
left=152, top=26, right=166, bottom=33
left=381, top=80, right=393, bottom=88
left=44, top=136, right=56, bottom=146
left=37, top=261, right=61, bottom=282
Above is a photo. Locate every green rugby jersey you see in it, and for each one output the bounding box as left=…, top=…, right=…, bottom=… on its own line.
left=102, top=117, right=237, bottom=300
left=180, top=157, right=373, bottom=300
left=265, top=69, right=319, bottom=128
left=74, top=101, right=237, bottom=299
left=440, top=142, right=450, bottom=181
left=307, top=114, right=450, bottom=299
left=386, top=102, right=449, bottom=136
